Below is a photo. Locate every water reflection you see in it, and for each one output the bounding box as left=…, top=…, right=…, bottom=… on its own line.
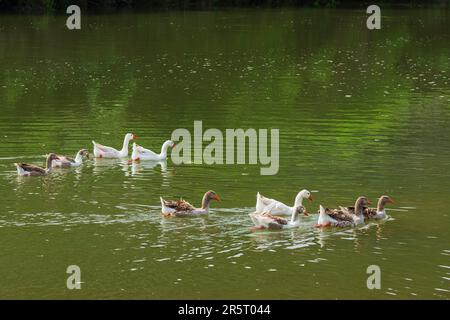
left=130, top=160, right=168, bottom=177
left=93, top=158, right=126, bottom=172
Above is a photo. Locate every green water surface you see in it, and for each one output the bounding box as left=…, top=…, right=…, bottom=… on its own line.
left=0, top=9, right=449, bottom=299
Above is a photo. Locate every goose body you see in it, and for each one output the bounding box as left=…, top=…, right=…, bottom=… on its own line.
left=15, top=154, right=59, bottom=176
left=52, top=149, right=89, bottom=168
left=131, top=140, right=175, bottom=161
left=255, top=189, right=313, bottom=216
left=249, top=205, right=307, bottom=230
left=92, top=133, right=136, bottom=159
left=316, top=196, right=371, bottom=228
left=160, top=190, right=221, bottom=217
left=317, top=205, right=356, bottom=228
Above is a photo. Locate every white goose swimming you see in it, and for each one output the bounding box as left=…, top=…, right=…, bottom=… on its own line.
left=255, top=189, right=313, bottom=216
left=92, top=133, right=136, bottom=159
left=249, top=205, right=308, bottom=230
left=52, top=149, right=89, bottom=168
left=131, top=140, right=175, bottom=161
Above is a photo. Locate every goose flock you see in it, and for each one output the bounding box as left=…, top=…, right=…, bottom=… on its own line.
left=13, top=133, right=395, bottom=231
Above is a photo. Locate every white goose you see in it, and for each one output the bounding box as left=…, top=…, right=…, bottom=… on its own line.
left=249, top=205, right=308, bottom=230
left=255, top=189, right=313, bottom=216
left=131, top=140, right=175, bottom=161
left=92, top=133, right=136, bottom=159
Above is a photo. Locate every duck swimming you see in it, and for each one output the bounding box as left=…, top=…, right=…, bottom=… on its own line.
left=15, top=153, right=60, bottom=176
left=255, top=189, right=313, bottom=216
left=316, top=196, right=371, bottom=228
left=52, top=149, right=89, bottom=168
left=160, top=190, right=221, bottom=217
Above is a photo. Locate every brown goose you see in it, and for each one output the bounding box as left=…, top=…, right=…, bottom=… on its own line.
left=339, top=195, right=394, bottom=220
left=316, top=196, right=371, bottom=228
left=15, top=154, right=60, bottom=176
left=160, top=190, right=221, bottom=217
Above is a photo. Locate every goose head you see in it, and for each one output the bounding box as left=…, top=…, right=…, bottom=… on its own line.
left=294, top=189, right=313, bottom=207
left=47, top=153, right=59, bottom=161
left=162, top=140, right=176, bottom=153
left=377, top=195, right=394, bottom=211
left=78, top=149, right=89, bottom=159
left=294, top=205, right=309, bottom=217
left=205, top=190, right=221, bottom=202
left=201, top=190, right=221, bottom=209
left=125, top=133, right=138, bottom=142
left=291, top=205, right=308, bottom=223
left=355, top=196, right=371, bottom=215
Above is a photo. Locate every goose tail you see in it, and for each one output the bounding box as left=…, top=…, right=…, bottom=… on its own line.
left=255, top=192, right=263, bottom=212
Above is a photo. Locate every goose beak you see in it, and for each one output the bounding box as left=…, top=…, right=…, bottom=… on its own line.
left=132, top=134, right=138, bottom=140
left=308, top=194, right=314, bottom=202
left=388, top=198, right=395, bottom=204
left=213, top=195, right=221, bottom=201
left=367, top=199, right=372, bottom=205
left=303, top=211, right=310, bottom=217
left=172, top=143, right=177, bottom=149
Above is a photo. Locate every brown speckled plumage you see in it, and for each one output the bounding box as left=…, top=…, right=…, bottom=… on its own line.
left=16, top=154, right=59, bottom=176
left=162, top=199, right=196, bottom=212
left=261, top=212, right=288, bottom=225
left=161, top=190, right=221, bottom=217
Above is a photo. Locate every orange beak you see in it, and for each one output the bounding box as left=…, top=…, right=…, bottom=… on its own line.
left=388, top=198, right=395, bottom=204
left=132, top=134, right=138, bottom=140
left=213, top=195, right=221, bottom=201
left=303, top=211, right=310, bottom=217
left=172, top=143, right=176, bottom=149
left=367, top=199, right=372, bottom=205
left=308, top=194, right=314, bottom=202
